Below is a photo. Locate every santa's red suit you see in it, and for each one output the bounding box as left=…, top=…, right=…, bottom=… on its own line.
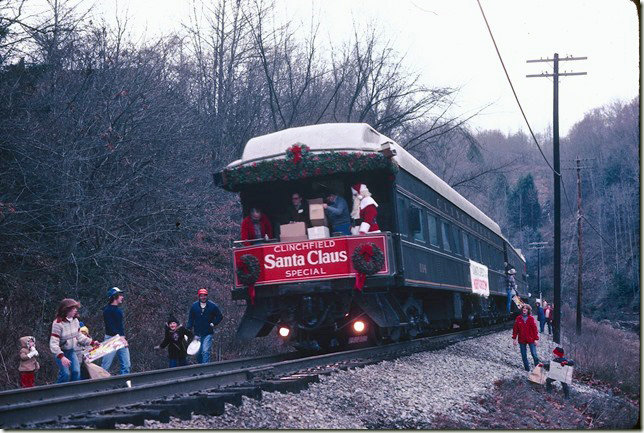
left=351, top=183, right=380, bottom=234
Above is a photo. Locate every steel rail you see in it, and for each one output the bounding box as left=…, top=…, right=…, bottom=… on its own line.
left=1, top=323, right=510, bottom=428
left=0, top=352, right=298, bottom=409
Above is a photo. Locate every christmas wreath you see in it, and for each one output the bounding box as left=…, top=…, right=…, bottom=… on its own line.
left=236, top=254, right=260, bottom=285
left=351, top=243, right=385, bottom=290
left=236, top=254, right=261, bottom=304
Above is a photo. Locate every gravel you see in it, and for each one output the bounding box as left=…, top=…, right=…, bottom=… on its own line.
left=117, top=327, right=616, bottom=429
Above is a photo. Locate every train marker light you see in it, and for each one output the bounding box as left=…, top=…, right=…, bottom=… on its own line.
left=278, top=326, right=290, bottom=337
left=353, top=320, right=366, bottom=333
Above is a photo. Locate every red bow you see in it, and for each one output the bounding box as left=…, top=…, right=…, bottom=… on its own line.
left=292, top=145, right=302, bottom=164
left=248, top=284, right=255, bottom=305
left=361, top=244, right=373, bottom=262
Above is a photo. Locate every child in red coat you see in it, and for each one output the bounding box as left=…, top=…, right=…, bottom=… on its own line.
left=512, top=304, right=540, bottom=371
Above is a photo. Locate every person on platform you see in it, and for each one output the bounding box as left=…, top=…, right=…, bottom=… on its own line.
left=18, top=336, right=40, bottom=388
left=539, top=346, right=575, bottom=399
left=323, top=191, right=351, bottom=235
left=285, top=192, right=310, bottom=227
left=50, top=299, right=97, bottom=382
left=102, top=287, right=131, bottom=375
left=350, top=183, right=380, bottom=234
left=544, top=302, right=553, bottom=335
left=536, top=301, right=546, bottom=333
left=155, top=314, right=194, bottom=368
left=506, top=268, right=518, bottom=313
left=512, top=304, right=540, bottom=371
left=186, top=288, right=223, bottom=364
left=241, top=207, right=273, bottom=244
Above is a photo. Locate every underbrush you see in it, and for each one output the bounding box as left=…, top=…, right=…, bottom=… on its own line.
left=561, top=305, right=640, bottom=399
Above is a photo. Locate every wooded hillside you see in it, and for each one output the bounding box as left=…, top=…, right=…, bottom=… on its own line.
left=0, top=0, right=638, bottom=388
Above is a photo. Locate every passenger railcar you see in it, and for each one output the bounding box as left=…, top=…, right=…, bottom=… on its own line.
left=214, top=123, right=527, bottom=350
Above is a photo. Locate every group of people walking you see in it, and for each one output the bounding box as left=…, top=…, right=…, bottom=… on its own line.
left=18, top=286, right=223, bottom=388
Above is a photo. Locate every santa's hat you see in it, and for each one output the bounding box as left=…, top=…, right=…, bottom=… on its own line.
left=351, top=183, right=368, bottom=195
left=553, top=347, right=564, bottom=357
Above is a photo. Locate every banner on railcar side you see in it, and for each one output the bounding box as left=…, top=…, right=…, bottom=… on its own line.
left=233, top=234, right=389, bottom=287
left=469, top=259, right=489, bottom=297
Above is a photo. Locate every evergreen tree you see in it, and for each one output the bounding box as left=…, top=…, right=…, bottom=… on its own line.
left=507, top=174, right=542, bottom=230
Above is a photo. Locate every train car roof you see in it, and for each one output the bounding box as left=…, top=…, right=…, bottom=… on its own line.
left=226, top=123, right=505, bottom=239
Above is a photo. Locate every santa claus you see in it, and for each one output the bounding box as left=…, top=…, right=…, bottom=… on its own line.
left=351, top=183, right=380, bottom=234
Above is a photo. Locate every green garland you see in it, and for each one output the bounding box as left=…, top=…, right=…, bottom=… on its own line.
left=222, top=145, right=398, bottom=190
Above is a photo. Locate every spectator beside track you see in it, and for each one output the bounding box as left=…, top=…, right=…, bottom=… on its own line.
left=155, top=314, right=194, bottom=368
left=540, top=346, right=575, bottom=399
left=102, top=287, right=131, bottom=375
left=18, top=336, right=39, bottom=388
left=186, top=288, right=223, bottom=364
left=506, top=268, right=518, bottom=313
left=241, top=207, right=273, bottom=244
left=49, top=299, right=97, bottom=383
left=323, top=191, right=351, bottom=235
left=512, top=304, right=540, bottom=371
left=536, top=301, right=546, bottom=333
left=544, top=302, right=553, bottom=335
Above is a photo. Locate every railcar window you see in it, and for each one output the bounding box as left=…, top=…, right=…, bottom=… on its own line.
left=463, top=232, right=470, bottom=259
left=428, top=213, right=440, bottom=247
left=409, top=203, right=426, bottom=243
left=397, top=196, right=407, bottom=238
left=454, top=228, right=463, bottom=256
left=441, top=221, right=452, bottom=253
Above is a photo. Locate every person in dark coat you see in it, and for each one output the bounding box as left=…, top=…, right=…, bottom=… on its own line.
left=536, top=301, right=546, bottom=333
left=186, top=288, right=223, bottom=364
left=285, top=192, right=310, bottom=226
left=155, top=315, right=194, bottom=368
left=240, top=207, right=273, bottom=244
left=540, top=346, right=575, bottom=399
left=512, top=304, right=540, bottom=371
left=101, top=287, right=130, bottom=375
left=506, top=268, right=518, bottom=313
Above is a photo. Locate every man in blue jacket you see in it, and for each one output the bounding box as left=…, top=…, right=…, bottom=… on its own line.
left=102, top=287, right=131, bottom=374
left=186, top=288, right=223, bottom=363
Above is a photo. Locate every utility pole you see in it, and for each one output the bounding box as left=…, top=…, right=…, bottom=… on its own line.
left=529, top=241, right=548, bottom=302
left=527, top=54, right=586, bottom=344
left=564, top=157, right=595, bottom=335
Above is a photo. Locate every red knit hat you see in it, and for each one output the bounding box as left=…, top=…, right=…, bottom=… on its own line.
left=553, top=347, right=564, bottom=357
left=197, top=288, right=208, bottom=296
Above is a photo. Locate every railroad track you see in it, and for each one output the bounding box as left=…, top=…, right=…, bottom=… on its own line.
left=0, top=322, right=511, bottom=429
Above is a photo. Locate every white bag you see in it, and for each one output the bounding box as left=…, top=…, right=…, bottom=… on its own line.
left=187, top=338, right=201, bottom=356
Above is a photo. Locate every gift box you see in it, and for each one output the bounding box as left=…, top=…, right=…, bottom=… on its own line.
left=280, top=222, right=308, bottom=242
left=308, top=198, right=328, bottom=227
left=547, top=361, right=574, bottom=384
left=307, top=226, right=330, bottom=239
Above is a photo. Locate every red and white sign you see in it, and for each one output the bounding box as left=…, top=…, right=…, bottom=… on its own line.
left=469, top=259, right=489, bottom=297
left=233, top=234, right=389, bottom=287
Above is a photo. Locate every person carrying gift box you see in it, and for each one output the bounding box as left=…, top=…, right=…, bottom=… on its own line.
left=539, top=346, right=575, bottom=399
left=350, top=183, right=380, bottom=235
left=18, top=336, right=40, bottom=388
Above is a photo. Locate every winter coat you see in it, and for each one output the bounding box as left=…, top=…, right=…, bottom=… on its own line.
left=103, top=304, right=125, bottom=337
left=50, top=317, right=93, bottom=359
left=512, top=314, right=539, bottom=344
left=186, top=300, right=223, bottom=337
left=19, top=337, right=39, bottom=372
left=241, top=214, right=273, bottom=242
left=159, top=325, right=194, bottom=359
left=359, top=203, right=380, bottom=233
left=324, top=196, right=351, bottom=227
left=285, top=202, right=311, bottom=227
left=544, top=306, right=553, bottom=322
left=537, top=306, right=546, bottom=322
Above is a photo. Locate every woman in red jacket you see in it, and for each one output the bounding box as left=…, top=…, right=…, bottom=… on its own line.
left=512, top=304, right=540, bottom=371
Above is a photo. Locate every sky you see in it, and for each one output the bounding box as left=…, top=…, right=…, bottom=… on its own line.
left=89, top=0, right=640, bottom=136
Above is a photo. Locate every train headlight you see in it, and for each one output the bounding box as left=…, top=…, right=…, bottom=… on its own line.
left=278, top=326, right=290, bottom=338
left=353, top=320, right=366, bottom=333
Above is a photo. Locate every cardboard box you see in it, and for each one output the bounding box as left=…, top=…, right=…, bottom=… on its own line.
left=308, top=226, right=330, bottom=239
left=547, top=362, right=574, bottom=384
left=280, top=222, right=308, bottom=242
left=308, top=198, right=328, bottom=227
